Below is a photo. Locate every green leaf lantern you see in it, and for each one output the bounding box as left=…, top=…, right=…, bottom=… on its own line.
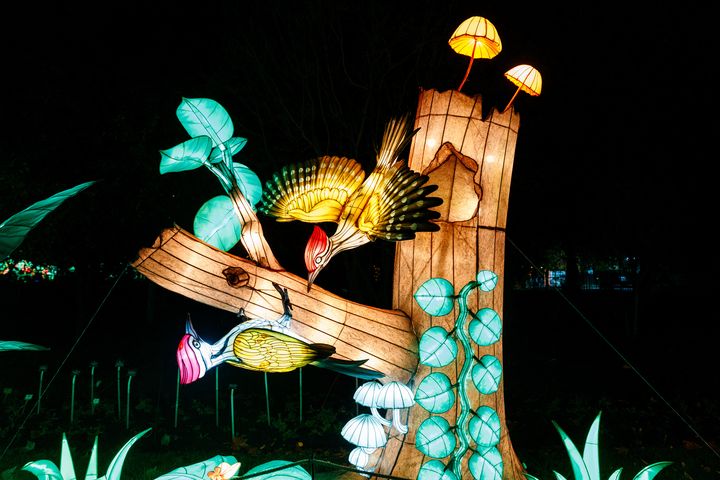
left=414, top=278, right=455, bottom=316
left=419, top=326, right=458, bottom=367
left=416, top=416, right=457, bottom=459
left=176, top=97, right=234, bottom=146
left=159, top=136, right=213, bottom=174
left=209, top=137, right=248, bottom=164
left=468, top=447, right=503, bottom=480
left=232, top=163, right=263, bottom=208
left=468, top=308, right=502, bottom=346
left=415, top=372, right=455, bottom=413
left=468, top=406, right=501, bottom=448
left=244, top=460, right=311, bottom=480
left=471, top=355, right=502, bottom=394
left=476, top=270, right=498, bottom=292
left=194, top=196, right=242, bottom=251
left=0, top=181, right=95, bottom=260
left=417, top=460, right=459, bottom=480
left=632, top=462, right=673, bottom=480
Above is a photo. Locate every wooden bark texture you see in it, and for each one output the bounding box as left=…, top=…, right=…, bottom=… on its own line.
left=131, top=226, right=418, bottom=383
left=382, top=89, right=526, bottom=480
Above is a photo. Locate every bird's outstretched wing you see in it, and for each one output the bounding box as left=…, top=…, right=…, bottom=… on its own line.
left=259, top=156, right=365, bottom=223
left=229, top=328, right=335, bottom=373
left=357, top=162, right=443, bottom=241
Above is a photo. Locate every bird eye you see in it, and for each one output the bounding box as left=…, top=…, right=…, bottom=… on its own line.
left=192, top=340, right=200, bottom=348
left=315, top=256, right=322, bottom=264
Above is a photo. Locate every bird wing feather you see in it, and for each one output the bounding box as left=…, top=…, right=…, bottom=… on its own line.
left=259, top=156, right=365, bottom=224
left=356, top=162, right=443, bottom=241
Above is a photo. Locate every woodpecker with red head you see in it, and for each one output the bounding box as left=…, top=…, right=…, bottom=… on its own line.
left=260, top=115, right=442, bottom=290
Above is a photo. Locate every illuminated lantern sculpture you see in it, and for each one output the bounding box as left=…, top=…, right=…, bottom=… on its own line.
left=502, top=64, right=543, bottom=113
left=448, top=16, right=502, bottom=92
left=134, top=85, right=524, bottom=477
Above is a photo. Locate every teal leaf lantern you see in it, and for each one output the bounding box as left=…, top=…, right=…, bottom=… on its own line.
left=468, top=406, right=501, bottom=448
left=0, top=181, right=95, bottom=261
left=244, top=460, right=311, bottom=480
left=414, top=278, right=455, bottom=316
left=0, top=340, right=49, bottom=352
left=176, top=97, right=234, bottom=147
left=419, top=326, right=458, bottom=367
left=232, top=163, right=263, bottom=208
left=631, top=462, right=673, bottom=480
left=476, top=270, right=498, bottom=292
left=194, top=196, right=242, bottom=251
left=209, top=137, right=248, bottom=164
left=468, top=447, right=503, bottom=480
left=468, top=308, right=502, bottom=346
left=159, top=137, right=213, bottom=174
left=417, top=460, right=459, bottom=480
left=415, top=373, right=455, bottom=414
left=416, top=417, right=456, bottom=458
left=471, top=355, right=502, bottom=394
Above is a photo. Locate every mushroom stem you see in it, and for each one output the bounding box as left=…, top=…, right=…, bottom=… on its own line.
left=502, top=85, right=522, bottom=113
left=392, top=408, right=408, bottom=434
left=457, top=41, right=478, bottom=92
left=370, top=407, right=392, bottom=427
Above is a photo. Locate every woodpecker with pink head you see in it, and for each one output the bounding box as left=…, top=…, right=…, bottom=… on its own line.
left=176, top=283, right=384, bottom=384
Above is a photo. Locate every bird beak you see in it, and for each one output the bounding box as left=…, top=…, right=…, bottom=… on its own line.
left=307, top=269, right=320, bottom=292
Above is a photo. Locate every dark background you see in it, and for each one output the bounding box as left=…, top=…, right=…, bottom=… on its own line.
left=1, top=1, right=718, bottom=478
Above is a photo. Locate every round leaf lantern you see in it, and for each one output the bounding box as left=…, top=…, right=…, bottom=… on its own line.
left=476, top=270, right=498, bottom=292
left=417, top=460, right=459, bottom=480
left=468, top=447, right=503, bottom=480
left=414, top=278, right=456, bottom=316
left=468, top=406, right=501, bottom=448
left=416, top=416, right=457, bottom=459
left=419, top=326, right=458, bottom=367
left=415, top=372, right=455, bottom=414
left=468, top=308, right=502, bottom=346
left=471, top=355, right=503, bottom=394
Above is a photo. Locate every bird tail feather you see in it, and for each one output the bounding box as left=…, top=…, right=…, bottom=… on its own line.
left=314, top=357, right=385, bottom=380
left=377, top=114, right=418, bottom=168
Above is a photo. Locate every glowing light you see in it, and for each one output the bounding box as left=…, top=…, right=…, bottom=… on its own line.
left=502, top=64, right=542, bottom=113
left=376, top=381, right=415, bottom=434
left=353, top=381, right=391, bottom=426
left=341, top=414, right=388, bottom=450
left=449, top=16, right=502, bottom=91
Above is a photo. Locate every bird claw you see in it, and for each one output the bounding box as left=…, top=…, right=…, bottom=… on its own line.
left=272, top=282, right=293, bottom=315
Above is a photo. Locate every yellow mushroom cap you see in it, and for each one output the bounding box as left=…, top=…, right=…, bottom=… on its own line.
left=449, top=16, right=502, bottom=59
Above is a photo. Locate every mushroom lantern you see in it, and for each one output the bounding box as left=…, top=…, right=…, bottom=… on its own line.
left=502, top=64, right=542, bottom=113
left=341, top=413, right=388, bottom=453
left=449, top=16, right=502, bottom=92
left=376, top=381, right=415, bottom=434
left=353, top=380, right=391, bottom=427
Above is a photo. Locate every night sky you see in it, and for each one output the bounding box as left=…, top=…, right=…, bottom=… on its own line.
left=2, top=2, right=715, bottom=288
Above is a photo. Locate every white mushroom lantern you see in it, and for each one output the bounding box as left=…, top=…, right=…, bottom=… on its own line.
left=348, top=446, right=371, bottom=470
left=353, top=380, right=391, bottom=427
left=376, top=381, right=415, bottom=434
left=341, top=413, right=388, bottom=453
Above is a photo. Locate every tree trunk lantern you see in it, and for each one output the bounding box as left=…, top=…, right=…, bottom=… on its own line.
left=382, top=88, right=524, bottom=479
left=133, top=88, right=525, bottom=479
